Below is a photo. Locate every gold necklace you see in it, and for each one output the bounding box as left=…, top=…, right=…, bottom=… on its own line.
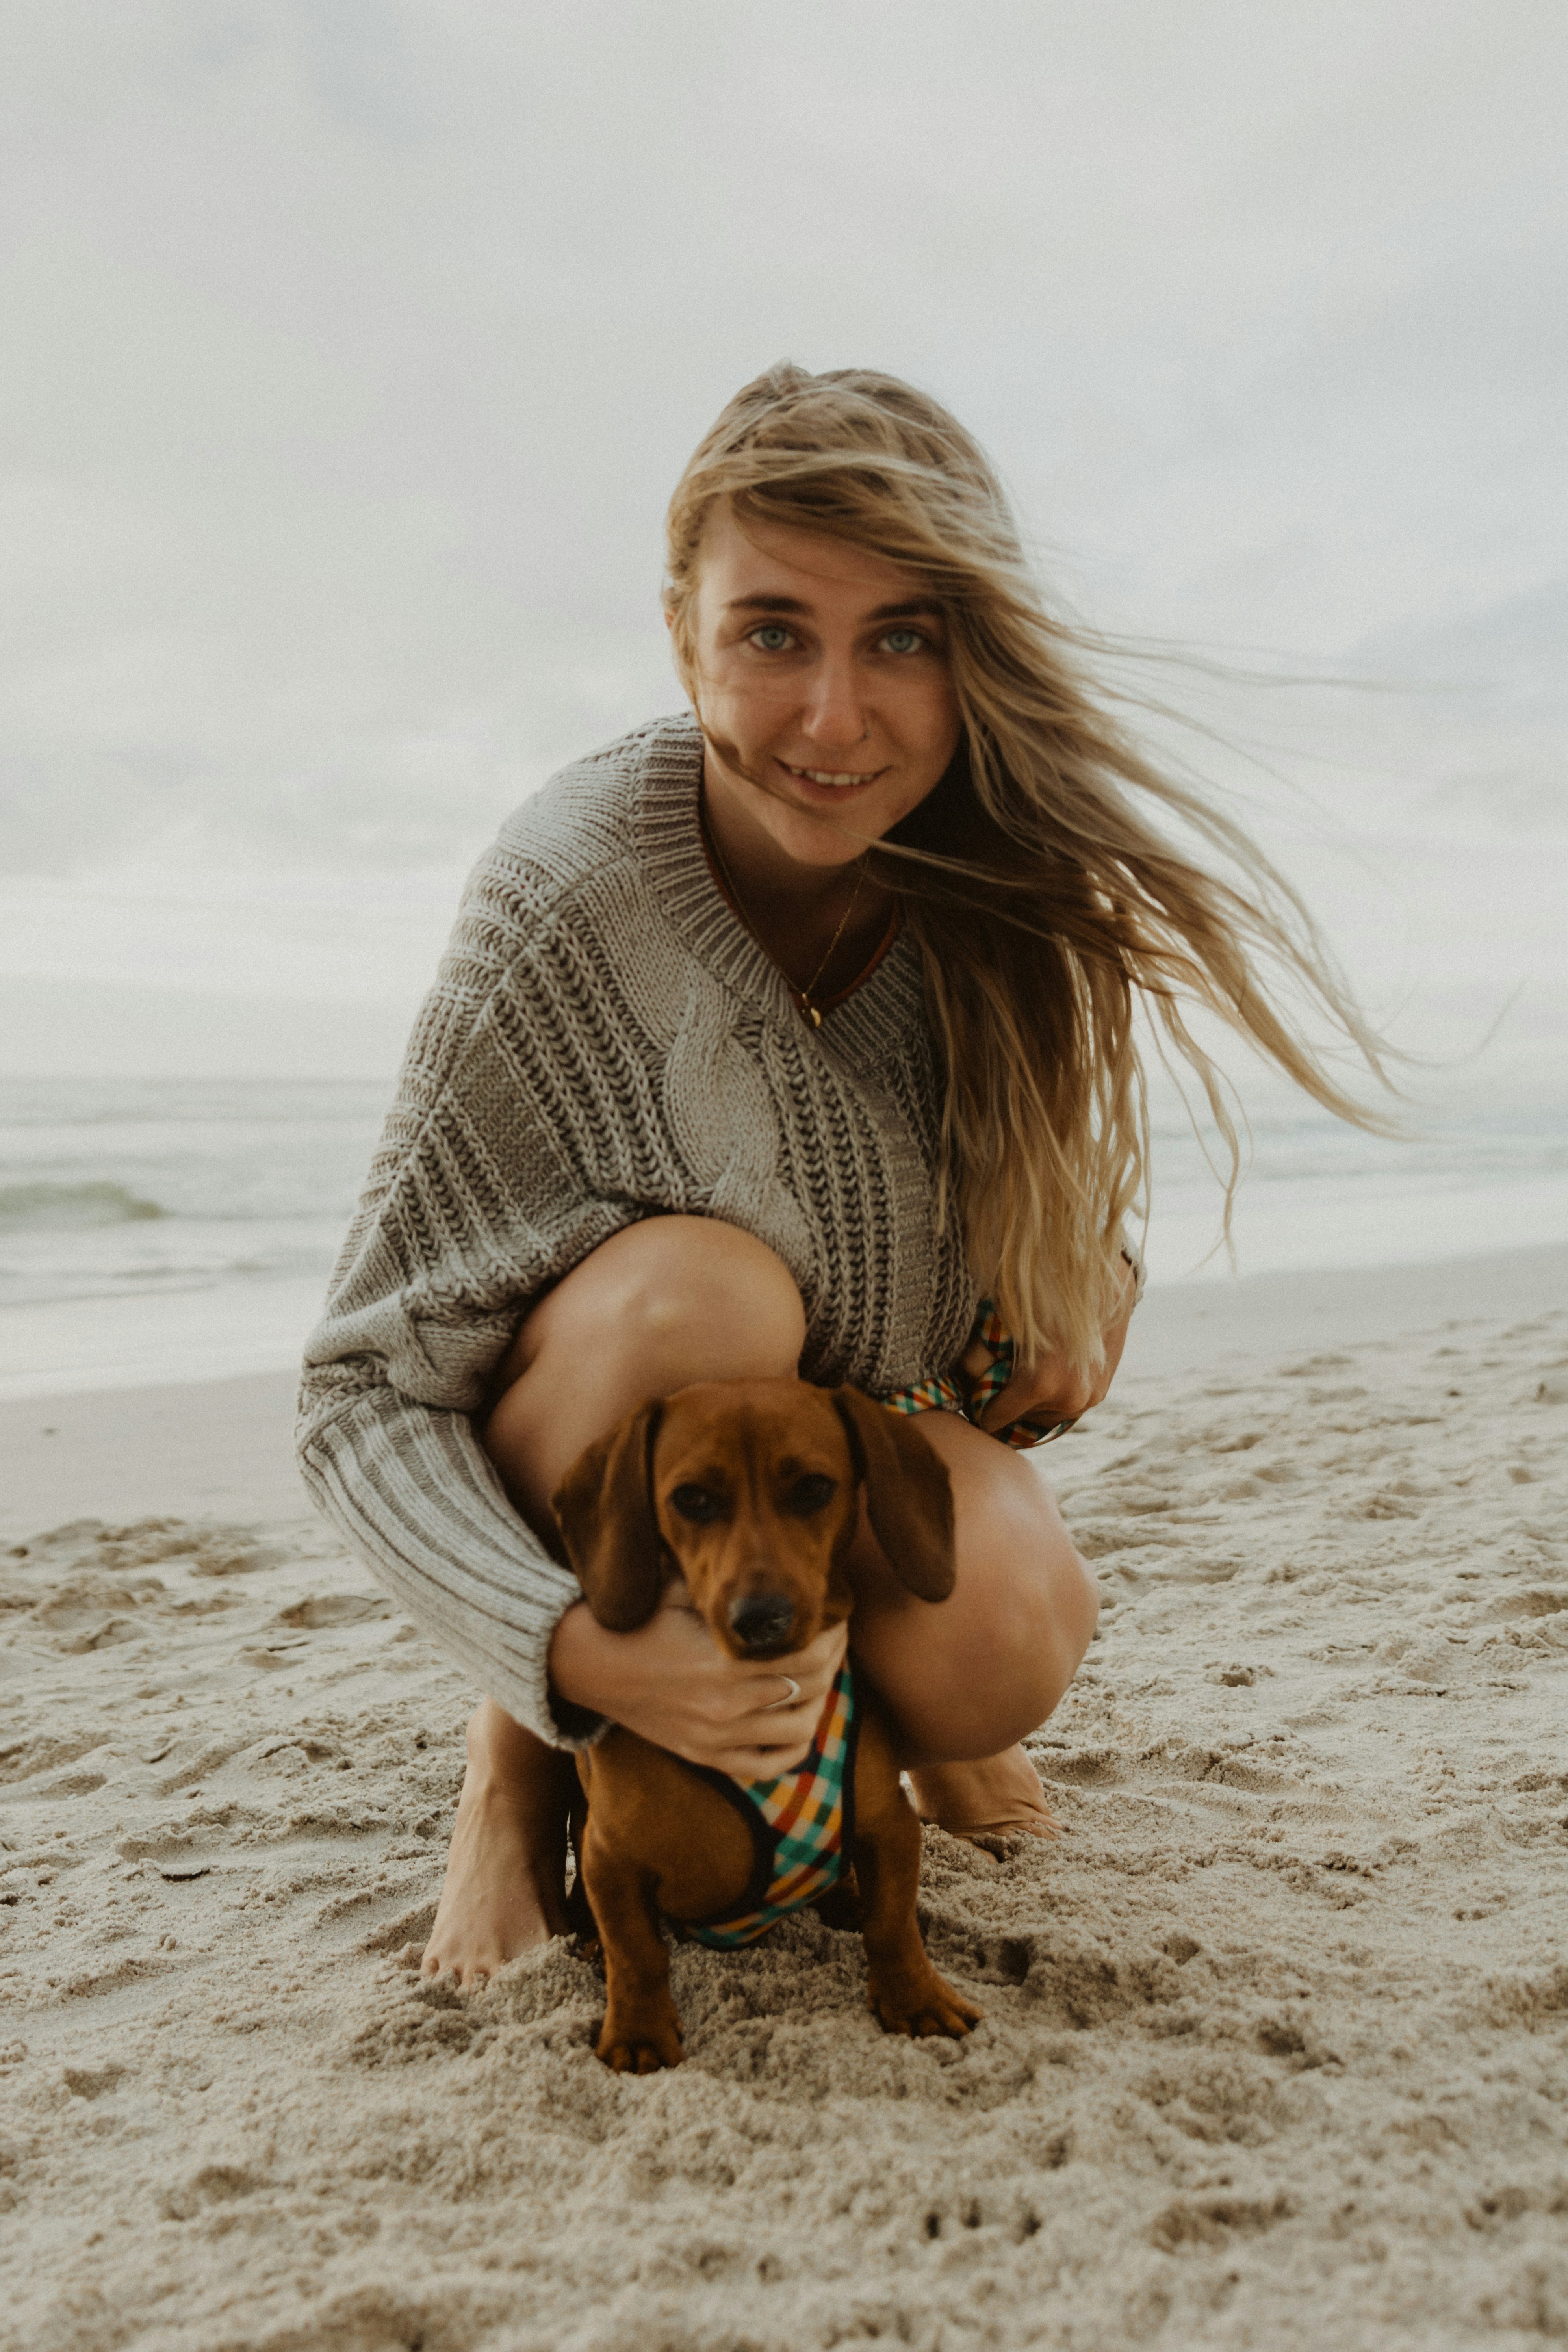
left=702, top=807, right=865, bottom=1029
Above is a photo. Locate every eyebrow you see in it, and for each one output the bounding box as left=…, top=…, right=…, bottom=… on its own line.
left=722, top=593, right=946, bottom=622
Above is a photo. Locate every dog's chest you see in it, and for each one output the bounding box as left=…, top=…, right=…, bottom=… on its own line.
left=680, top=1665, right=857, bottom=1948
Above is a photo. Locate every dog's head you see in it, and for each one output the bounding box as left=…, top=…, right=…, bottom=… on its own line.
left=551, top=1379, right=956, bottom=1658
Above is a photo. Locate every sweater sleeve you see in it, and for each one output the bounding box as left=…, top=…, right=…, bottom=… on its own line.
left=294, top=845, right=647, bottom=1749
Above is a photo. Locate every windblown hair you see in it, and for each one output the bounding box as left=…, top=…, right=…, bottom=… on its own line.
left=664, top=363, right=1395, bottom=1374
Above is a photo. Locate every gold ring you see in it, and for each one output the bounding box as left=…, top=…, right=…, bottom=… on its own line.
left=762, top=1674, right=802, bottom=1711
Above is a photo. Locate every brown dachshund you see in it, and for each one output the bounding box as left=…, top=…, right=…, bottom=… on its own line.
left=552, top=1378, right=984, bottom=2073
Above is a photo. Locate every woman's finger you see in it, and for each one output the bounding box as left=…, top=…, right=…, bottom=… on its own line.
left=739, top=1676, right=809, bottom=1717
left=730, top=1706, right=819, bottom=1752
left=736, top=1673, right=830, bottom=1722
left=731, top=1626, right=844, bottom=1708
left=697, top=1674, right=827, bottom=1730
left=710, top=1738, right=816, bottom=1777
left=681, top=1662, right=841, bottom=1766
left=665, top=1713, right=818, bottom=1773
left=703, top=1681, right=818, bottom=1735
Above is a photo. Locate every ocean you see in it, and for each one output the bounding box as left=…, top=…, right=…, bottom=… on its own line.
left=0, top=1078, right=386, bottom=1403
left=1, top=1075, right=1564, bottom=1403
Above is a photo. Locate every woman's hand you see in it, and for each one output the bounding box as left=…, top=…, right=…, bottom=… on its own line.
left=547, top=1578, right=847, bottom=1777
left=978, top=1257, right=1138, bottom=1435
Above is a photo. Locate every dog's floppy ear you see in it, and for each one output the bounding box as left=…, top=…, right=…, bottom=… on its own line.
left=550, top=1397, right=666, bottom=1631
left=829, top=1388, right=956, bottom=1602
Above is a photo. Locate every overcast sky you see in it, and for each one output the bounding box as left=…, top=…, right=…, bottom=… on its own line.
left=2, top=0, right=1563, bottom=1082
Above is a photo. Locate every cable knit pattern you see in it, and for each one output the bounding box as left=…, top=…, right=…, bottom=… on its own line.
left=296, top=713, right=979, bottom=1746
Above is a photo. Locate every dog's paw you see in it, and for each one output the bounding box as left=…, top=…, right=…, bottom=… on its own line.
left=595, top=2010, right=685, bottom=2073
left=869, top=1970, right=982, bottom=2041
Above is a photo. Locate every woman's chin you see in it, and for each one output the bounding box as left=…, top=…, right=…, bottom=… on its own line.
left=757, top=780, right=899, bottom=863
left=733, top=796, right=873, bottom=870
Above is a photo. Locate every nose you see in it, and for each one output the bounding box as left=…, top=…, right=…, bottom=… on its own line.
left=801, top=657, right=868, bottom=752
left=727, top=1592, right=797, bottom=1653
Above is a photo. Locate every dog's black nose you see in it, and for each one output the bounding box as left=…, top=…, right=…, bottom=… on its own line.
left=728, top=1593, right=796, bottom=1652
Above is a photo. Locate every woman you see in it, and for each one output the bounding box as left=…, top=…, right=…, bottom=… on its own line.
left=298, top=365, right=1384, bottom=1987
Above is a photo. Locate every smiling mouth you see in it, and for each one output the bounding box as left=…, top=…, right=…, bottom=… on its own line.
left=779, top=759, right=884, bottom=789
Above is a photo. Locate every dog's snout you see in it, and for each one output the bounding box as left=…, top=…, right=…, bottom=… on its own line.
left=727, top=1592, right=796, bottom=1652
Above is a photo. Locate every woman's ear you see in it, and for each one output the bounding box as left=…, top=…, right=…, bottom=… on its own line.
left=829, top=1389, right=956, bottom=1602
left=551, top=1398, right=666, bottom=1631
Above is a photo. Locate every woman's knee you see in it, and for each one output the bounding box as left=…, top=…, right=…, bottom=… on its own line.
left=940, top=1522, right=1095, bottom=1754
left=855, top=1428, right=1100, bottom=1758
left=523, top=1215, right=806, bottom=1388
left=483, top=1218, right=807, bottom=1534
left=984, top=1517, right=1099, bottom=1723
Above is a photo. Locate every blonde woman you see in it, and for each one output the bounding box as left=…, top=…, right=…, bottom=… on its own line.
left=298, top=366, right=1384, bottom=1986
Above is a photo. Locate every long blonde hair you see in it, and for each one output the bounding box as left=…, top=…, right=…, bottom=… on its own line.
left=664, top=363, right=1395, bottom=1373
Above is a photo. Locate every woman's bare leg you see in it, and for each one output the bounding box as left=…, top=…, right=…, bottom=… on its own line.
left=842, top=1411, right=1099, bottom=1842
left=421, top=1704, right=577, bottom=1982
left=423, top=1216, right=1098, bottom=1981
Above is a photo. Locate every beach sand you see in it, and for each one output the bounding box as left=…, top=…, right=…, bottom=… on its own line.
left=2, top=1246, right=1565, bottom=2352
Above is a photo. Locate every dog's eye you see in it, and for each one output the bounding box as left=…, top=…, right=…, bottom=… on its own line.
left=783, top=1473, right=837, bottom=1516
left=670, top=1484, right=726, bottom=1524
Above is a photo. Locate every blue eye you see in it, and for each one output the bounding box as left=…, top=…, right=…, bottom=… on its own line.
left=881, top=627, right=924, bottom=655
left=751, top=625, right=793, bottom=653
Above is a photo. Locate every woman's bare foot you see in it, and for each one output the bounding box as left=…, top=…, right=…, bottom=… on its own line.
left=908, top=1743, right=1060, bottom=1850
left=421, top=1700, right=577, bottom=1988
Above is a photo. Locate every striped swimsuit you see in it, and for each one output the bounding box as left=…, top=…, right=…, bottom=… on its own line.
left=881, top=1295, right=1071, bottom=1451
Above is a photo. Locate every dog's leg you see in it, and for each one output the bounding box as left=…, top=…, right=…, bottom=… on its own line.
left=580, top=1831, right=684, bottom=2073
left=810, top=1866, right=863, bottom=1932
left=853, top=1736, right=982, bottom=2041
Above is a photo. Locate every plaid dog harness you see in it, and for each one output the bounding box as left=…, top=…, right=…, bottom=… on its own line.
left=683, top=1663, right=858, bottom=1948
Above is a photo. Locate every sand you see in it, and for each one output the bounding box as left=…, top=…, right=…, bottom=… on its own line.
left=2, top=1245, right=1566, bottom=2352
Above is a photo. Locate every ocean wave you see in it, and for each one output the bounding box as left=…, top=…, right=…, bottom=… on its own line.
left=0, top=1181, right=168, bottom=1230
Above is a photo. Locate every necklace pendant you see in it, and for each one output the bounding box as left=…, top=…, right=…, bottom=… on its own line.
left=803, top=999, right=823, bottom=1028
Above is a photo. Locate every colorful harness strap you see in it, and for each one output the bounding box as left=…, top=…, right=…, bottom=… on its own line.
left=880, top=1295, right=1070, bottom=1451
left=683, top=1664, right=857, bottom=1949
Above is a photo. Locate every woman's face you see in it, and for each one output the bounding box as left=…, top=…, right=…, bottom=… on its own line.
left=681, top=502, right=962, bottom=872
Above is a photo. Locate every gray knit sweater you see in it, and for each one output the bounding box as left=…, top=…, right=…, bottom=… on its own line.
left=296, top=712, right=980, bottom=1745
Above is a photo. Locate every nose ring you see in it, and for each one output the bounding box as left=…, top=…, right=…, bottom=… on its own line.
left=762, top=1674, right=802, bottom=1711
